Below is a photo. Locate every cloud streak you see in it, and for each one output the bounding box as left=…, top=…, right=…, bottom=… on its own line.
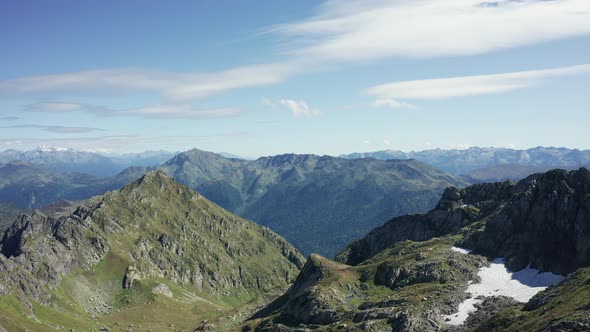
left=275, top=0, right=590, bottom=61
left=25, top=101, right=243, bottom=119
left=1, top=124, right=105, bottom=133
left=0, top=63, right=298, bottom=102
left=1, top=0, right=589, bottom=122
left=364, top=64, right=590, bottom=101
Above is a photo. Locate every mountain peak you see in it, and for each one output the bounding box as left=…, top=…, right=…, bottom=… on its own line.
left=121, top=170, right=180, bottom=193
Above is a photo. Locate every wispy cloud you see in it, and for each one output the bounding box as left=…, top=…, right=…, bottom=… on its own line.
left=364, top=64, right=590, bottom=102
left=371, top=98, right=416, bottom=109
left=275, top=0, right=590, bottom=61
left=25, top=101, right=243, bottom=119
left=1, top=124, right=105, bottom=133
left=0, top=116, right=19, bottom=121
left=125, top=105, right=242, bottom=118
left=263, top=98, right=321, bottom=118
left=1, top=0, right=589, bottom=120
left=0, top=63, right=298, bottom=102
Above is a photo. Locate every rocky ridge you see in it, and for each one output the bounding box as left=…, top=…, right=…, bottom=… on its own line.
left=0, top=171, right=304, bottom=331
left=245, top=168, right=590, bottom=331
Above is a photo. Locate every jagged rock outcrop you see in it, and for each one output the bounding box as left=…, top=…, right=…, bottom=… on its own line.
left=338, top=168, right=590, bottom=276
left=123, top=265, right=141, bottom=289
left=246, top=239, right=487, bottom=331
left=0, top=171, right=305, bottom=331
left=336, top=180, right=515, bottom=266
left=0, top=208, right=108, bottom=303
left=248, top=168, right=590, bottom=331
left=152, top=283, right=173, bottom=297
left=464, top=168, right=590, bottom=274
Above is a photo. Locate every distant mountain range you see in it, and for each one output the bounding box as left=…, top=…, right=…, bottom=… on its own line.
left=1, top=151, right=589, bottom=330
left=341, top=146, right=590, bottom=181
left=0, top=149, right=466, bottom=257
left=158, top=149, right=467, bottom=257
left=0, top=147, right=175, bottom=177
left=3, top=146, right=587, bottom=257
left=0, top=161, right=146, bottom=209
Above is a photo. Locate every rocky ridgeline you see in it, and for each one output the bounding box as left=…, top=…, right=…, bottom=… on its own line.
left=0, top=171, right=304, bottom=329
left=465, top=168, right=590, bottom=274
left=246, top=168, right=590, bottom=331
left=1, top=208, right=108, bottom=305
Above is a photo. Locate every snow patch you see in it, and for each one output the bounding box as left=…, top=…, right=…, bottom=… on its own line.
left=37, top=144, right=69, bottom=152
left=445, top=256, right=564, bottom=325
left=451, top=246, right=472, bottom=254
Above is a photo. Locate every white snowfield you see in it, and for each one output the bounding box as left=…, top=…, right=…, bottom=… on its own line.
left=451, top=247, right=472, bottom=254
left=444, top=247, right=565, bottom=326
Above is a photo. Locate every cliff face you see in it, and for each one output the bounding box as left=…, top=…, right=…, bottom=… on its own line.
left=465, top=168, right=590, bottom=274
left=247, top=168, right=590, bottom=331
left=338, top=168, right=590, bottom=275
left=336, top=180, right=516, bottom=266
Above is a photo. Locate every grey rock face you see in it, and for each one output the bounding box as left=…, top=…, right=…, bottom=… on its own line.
left=0, top=208, right=108, bottom=303
left=123, top=266, right=141, bottom=289
left=152, top=283, right=173, bottom=297
left=465, top=168, right=590, bottom=274
left=338, top=168, right=590, bottom=275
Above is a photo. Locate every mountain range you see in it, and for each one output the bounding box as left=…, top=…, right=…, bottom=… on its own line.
left=0, top=147, right=175, bottom=177
left=0, top=159, right=588, bottom=331
left=2, top=146, right=588, bottom=258
left=0, top=161, right=146, bottom=211
left=156, top=149, right=467, bottom=257
left=0, top=149, right=467, bottom=257
left=341, top=146, right=590, bottom=182
left=246, top=167, right=590, bottom=331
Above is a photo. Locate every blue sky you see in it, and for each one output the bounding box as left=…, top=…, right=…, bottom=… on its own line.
left=0, top=0, right=589, bottom=157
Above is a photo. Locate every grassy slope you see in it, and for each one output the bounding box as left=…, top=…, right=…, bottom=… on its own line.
left=245, top=235, right=486, bottom=331
left=0, top=171, right=303, bottom=331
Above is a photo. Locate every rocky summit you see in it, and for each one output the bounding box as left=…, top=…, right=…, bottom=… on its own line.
left=244, top=168, right=590, bottom=331
left=0, top=171, right=304, bottom=331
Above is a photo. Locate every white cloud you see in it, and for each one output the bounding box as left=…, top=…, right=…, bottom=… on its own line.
left=2, top=0, right=589, bottom=118
left=383, top=139, right=392, bottom=146
left=25, top=101, right=242, bottom=119
left=372, top=98, right=416, bottom=109
left=262, top=97, right=320, bottom=118
left=276, top=0, right=590, bottom=61
left=278, top=99, right=321, bottom=118
left=0, top=63, right=297, bottom=101
left=365, top=64, right=590, bottom=101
